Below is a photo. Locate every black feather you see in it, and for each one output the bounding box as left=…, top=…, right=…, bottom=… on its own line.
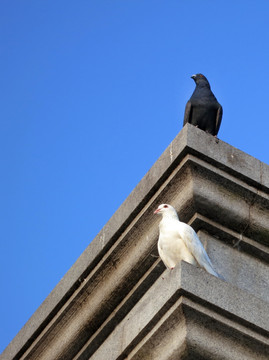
left=183, top=74, right=223, bottom=136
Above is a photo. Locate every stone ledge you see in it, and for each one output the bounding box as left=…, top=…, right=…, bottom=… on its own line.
left=91, top=262, right=269, bottom=360
left=192, top=214, right=269, bottom=264
left=2, top=125, right=269, bottom=360
left=130, top=298, right=269, bottom=360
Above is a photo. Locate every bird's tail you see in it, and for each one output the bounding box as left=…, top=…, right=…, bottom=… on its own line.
left=216, top=272, right=225, bottom=281
left=203, top=263, right=225, bottom=280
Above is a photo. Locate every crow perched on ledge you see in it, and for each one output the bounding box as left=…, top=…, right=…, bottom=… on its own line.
left=183, top=74, right=223, bottom=136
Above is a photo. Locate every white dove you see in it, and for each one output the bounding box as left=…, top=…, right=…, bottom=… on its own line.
left=154, top=204, right=222, bottom=278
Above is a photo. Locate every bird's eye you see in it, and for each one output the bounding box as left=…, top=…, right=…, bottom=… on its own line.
left=163, top=205, right=168, bottom=208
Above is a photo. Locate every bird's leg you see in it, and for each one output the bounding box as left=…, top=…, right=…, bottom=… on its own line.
left=162, top=266, right=174, bottom=279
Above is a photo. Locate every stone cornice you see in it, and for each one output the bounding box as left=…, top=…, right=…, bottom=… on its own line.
left=2, top=124, right=269, bottom=360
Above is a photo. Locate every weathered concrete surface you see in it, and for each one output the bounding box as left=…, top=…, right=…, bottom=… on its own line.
left=1, top=124, right=269, bottom=360
left=91, top=263, right=269, bottom=360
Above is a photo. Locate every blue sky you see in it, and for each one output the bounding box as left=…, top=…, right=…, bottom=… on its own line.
left=1, top=0, right=269, bottom=353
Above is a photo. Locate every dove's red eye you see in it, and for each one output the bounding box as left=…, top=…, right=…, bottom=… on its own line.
left=163, top=205, right=168, bottom=208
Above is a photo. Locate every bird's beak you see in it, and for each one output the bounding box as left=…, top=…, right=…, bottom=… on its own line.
left=154, top=208, right=160, bottom=214
left=191, top=74, right=196, bottom=79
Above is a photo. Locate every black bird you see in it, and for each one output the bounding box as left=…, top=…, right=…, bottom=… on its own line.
left=183, top=74, right=223, bottom=136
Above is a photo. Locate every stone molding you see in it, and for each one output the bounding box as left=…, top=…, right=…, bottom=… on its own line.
left=2, top=124, right=268, bottom=360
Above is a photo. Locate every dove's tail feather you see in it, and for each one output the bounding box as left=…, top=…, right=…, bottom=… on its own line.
left=216, top=272, right=225, bottom=281
left=202, top=261, right=225, bottom=280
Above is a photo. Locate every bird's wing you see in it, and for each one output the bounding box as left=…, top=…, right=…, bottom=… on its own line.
left=183, top=101, right=192, bottom=126
left=158, top=241, right=169, bottom=269
left=215, top=105, right=223, bottom=135
left=177, top=222, right=219, bottom=277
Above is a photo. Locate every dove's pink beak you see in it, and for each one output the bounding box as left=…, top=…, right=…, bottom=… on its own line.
left=154, top=208, right=160, bottom=214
